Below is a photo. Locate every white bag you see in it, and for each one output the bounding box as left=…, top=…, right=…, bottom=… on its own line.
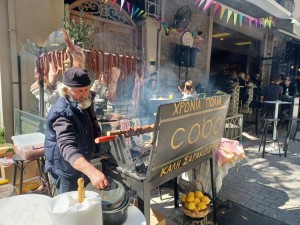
left=47, top=191, right=102, bottom=225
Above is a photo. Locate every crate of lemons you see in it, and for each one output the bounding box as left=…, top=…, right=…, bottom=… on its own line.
left=181, top=188, right=211, bottom=218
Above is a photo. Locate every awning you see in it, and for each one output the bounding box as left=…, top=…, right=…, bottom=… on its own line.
left=277, top=19, right=300, bottom=39
left=216, top=0, right=291, bottom=19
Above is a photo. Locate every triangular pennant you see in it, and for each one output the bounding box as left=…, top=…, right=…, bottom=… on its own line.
left=131, top=6, right=135, bottom=18
left=227, top=10, right=232, bottom=23
left=213, top=3, right=220, bottom=15
left=137, top=10, right=144, bottom=17
left=127, top=2, right=130, bottom=13
left=233, top=12, right=238, bottom=25
left=239, top=14, right=243, bottom=26
left=120, top=0, right=125, bottom=11
left=112, top=0, right=117, bottom=7
left=220, top=5, right=225, bottom=19
left=249, top=17, right=253, bottom=27
left=198, top=0, right=206, bottom=8
left=133, top=7, right=140, bottom=16
left=142, top=12, right=148, bottom=18
left=203, top=0, right=215, bottom=10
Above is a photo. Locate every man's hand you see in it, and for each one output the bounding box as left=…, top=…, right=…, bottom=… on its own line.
left=89, top=170, right=109, bottom=190
left=72, top=156, right=109, bottom=190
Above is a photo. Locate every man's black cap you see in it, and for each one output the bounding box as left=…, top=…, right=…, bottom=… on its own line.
left=63, top=67, right=91, bottom=87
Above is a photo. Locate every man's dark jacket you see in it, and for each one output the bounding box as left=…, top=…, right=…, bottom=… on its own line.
left=45, top=95, right=101, bottom=180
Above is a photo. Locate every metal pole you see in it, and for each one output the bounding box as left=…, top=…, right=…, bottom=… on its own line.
left=17, top=55, right=22, bottom=110
left=37, top=48, right=45, bottom=118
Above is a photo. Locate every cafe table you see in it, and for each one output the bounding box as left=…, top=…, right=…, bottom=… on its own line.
left=264, top=100, right=291, bottom=140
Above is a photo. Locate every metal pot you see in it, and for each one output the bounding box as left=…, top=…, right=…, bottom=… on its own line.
left=102, top=191, right=130, bottom=224
left=86, top=178, right=130, bottom=224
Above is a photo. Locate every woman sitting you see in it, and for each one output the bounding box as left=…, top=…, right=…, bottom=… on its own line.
left=181, top=80, right=198, bottom=100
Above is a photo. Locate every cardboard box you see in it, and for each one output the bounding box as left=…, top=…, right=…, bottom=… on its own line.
left=14, top=176, right=41, bottom=194
left=0, top=144, right=14, bottom=158
left=0, top=160, right=39, bottom=184
left=151, top=207, right=166, bottom=225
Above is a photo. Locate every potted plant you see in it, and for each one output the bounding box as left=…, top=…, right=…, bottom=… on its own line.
left=0, top=124, right=5, bottom=144
left=64, top=6, right=95, bottom=48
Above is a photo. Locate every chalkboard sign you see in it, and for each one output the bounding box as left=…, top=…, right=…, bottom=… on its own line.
left=147, top=95, right=230, bottom=182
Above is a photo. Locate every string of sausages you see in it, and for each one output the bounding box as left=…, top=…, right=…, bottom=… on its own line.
left=94, top=124, right=155, bottom=143
left=36, top=48, right=138, bottom=80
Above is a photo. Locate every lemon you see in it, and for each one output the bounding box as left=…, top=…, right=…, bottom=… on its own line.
left=181, top=195, right=186, bottom=203
left=197, top=202, right=207, bottom=210
left=195, top=190, right=204, bottom=198
left=200, top=196, right=210, bottom=205
left=187, top=202, right=196, bottom=211
left=187, top=195, right=194, bottom=203
left=193, top=197, right=200, bottom=205
left=187, top=191, right=195, bottom=197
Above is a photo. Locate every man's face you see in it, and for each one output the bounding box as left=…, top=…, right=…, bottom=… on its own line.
left=69, top=86, right=91, bottom=109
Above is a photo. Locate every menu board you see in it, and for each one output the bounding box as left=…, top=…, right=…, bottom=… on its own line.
left=147, top=95, right=230, bottom=182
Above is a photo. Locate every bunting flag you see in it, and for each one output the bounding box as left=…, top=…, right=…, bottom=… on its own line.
left=104, top=0, right=145, bottom=19
left=233, top=12, right=237, bottom=26
left=197, top=0, right=206, bottom=8
left=227, top=10, right=232, bottom=23
left=239, top=14, right=243, bottom=26
left=195, top=0, right=274, bottom=29
left=248, top=17, right=253, bottom=27
left=131, top=6, right=135, bottom=18
left=137, top=10, right=144, bottom=17
left=127, top=2, right=130, bottom=13
left=220, top=5, right=225, bottom=20
left=133, top=7, right=140, bottom=16
left=213, top=3, right=220, bottom=15
left=120, top=0, right=125, bottom=11
left=203, top=0, right=215, bottom=10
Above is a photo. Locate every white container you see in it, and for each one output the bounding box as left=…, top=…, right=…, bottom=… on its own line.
left=11, top=132, right=45, bottom=160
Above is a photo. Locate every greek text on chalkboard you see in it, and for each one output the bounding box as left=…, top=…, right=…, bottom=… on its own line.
left=159, top=142, right=219, bottom=177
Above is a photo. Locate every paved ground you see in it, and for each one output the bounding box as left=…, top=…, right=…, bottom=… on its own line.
left=150, top=122, right=300, bottom=225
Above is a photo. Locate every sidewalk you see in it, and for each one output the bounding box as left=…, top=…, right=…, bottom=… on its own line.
left=217, top=125, right=300, bottom=225
left=150, top=123, right=300, bottom=225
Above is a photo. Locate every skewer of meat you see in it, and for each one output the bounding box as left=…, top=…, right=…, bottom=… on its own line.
left=106, top=124, right=155, bottom=137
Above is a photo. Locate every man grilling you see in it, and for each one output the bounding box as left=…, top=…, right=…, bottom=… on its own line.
left=44, top=67, right=109, bottom=194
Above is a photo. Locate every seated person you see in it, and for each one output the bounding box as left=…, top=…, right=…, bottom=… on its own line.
left=90, top=72, right=108, bottom=99
left=281, top=76, right=296, bottom=99
left=260, top=76, right=283, bottom=117
left=181, top=80, right=198, bottom=100
left=280, top=76, right=296, bottom=124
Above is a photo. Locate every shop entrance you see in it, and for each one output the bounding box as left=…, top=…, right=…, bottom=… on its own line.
left=209, top=23, right=261, bottom=91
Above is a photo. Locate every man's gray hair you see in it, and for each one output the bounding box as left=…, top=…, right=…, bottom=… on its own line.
left=58, top=83, right=71, bottom=98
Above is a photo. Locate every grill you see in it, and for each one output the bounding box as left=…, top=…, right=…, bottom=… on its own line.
left=100, top=95, right=231, bottom=224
